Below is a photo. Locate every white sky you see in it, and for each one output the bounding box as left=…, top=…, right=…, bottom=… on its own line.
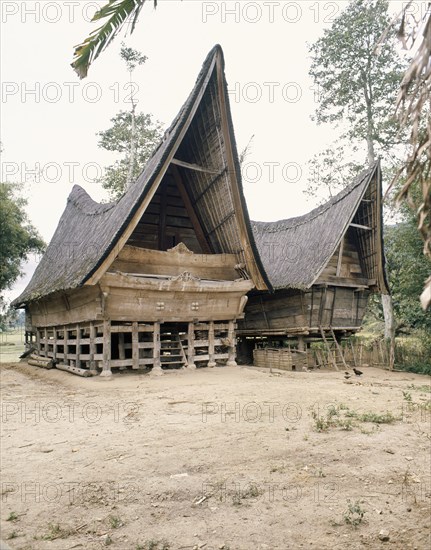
left=1, top=0, right=408, bottom=302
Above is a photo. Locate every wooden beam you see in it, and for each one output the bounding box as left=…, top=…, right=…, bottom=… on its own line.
left=187, top=322, right=196, bottom=369
left=100, top=320, right=111, bottom=376
left=336, top=238, right=344, bottom=277
left=216, top=55, right=268, bottom=291
left=132, top=322, right=139, bottom=369
left=226, top=320, right=237, bottom=367
left=152, top=322, right=163, bottom=375
left=171, top=158, right=218, bottom=174
left=89, top=322, right=97, bottom=374
left=63, top=326, right=68, bottom=364
left=208, top=321, right=216, bottom=368
left=171, top=165, right=212, bottom=253
left=350, top=223, right=371, bottom=230
left=52, top=327, right=58, bottom=362
left=119, top=332, right=126, bottom=361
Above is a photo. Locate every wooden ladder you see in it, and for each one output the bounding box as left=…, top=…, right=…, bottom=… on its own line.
left=160, top=330, right=187, bottom=369
left=330, top=327, right=349, bottom=370
left=319, top=327, right=339, bottom=371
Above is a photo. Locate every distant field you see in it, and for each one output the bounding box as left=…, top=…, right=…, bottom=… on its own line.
left=0, top=330, right=25, bottom=363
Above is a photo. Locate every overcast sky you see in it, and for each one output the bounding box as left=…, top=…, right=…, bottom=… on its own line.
left=1, top=0, right=406, bottom=302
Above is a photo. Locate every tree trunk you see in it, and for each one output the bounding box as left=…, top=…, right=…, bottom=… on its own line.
left=382, top=293, right=395, bottom=370
left=365, top=117, right=395, bottom=369
left=126, top=101, right=137, bottom=189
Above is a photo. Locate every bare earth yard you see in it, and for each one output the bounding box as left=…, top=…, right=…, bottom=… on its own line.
left=1, top=362, right=430, bottom=550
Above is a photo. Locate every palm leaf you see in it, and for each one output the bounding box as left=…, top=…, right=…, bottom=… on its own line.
left=71, top=0, right=156, bottom=79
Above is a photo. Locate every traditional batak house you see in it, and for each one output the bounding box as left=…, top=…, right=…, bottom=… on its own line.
left=12, top=45, right=271, bottom=376
left=13, top=47, right=389, bottom=374
left=238, top=162, right=389, bottom=367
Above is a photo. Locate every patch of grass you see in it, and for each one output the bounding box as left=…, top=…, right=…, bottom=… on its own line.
left=311, top=410, right=334, bottom=432
left=6, top=511, right=18, bottom=522
left=356, top=411, right=397, bottom=424
left=407, top=383, right=431, bottom=393
left=104, top=534, right=113, bottom=546
left=242, top=484, right=261, bottom=499
left=398, top=362, right=431, bottom=376
left=41, top=523, right=73, bottom=540
left=343, top=499, right=366, bottom=528
left=7, top=531, right=19, bottom=540
left=311, top=403, right=399, bottom=432
left=232, top=483, right=262, bottom=506
left=403, top=391, right=412, bottom=402
left=108, top=515, right=123, bottom=529
left=402, top=388, right=431, bottom=415
left=338, top=418, right=354, bottom=431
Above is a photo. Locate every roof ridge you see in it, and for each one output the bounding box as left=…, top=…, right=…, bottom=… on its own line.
left=252, top=165, right=375, bottom=232
left=68, top=185, right=116, bottom=216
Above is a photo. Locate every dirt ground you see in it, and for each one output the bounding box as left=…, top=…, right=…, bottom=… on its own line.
left=1, top=362, right=430, bottom=550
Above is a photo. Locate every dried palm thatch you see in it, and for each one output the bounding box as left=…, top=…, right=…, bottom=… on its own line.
left=391, top=2, right=431, bottom=309
left=252, top=162, right=388, bottom=293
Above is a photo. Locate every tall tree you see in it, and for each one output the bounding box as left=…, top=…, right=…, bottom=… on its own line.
left=120, top=44, right=148, bottom=189
left=305, top=143, right=362, bottom=204
left=96, top=45, right=163, bottom=199
left=72, top=0, right=157, bottom=79
left=308, top=0, right=406, bottom=364
left=309, top=0, right=404, bottom=164
left=0, top=184, right=45, bottom=295
left=97, top=111, right=163, bottom=199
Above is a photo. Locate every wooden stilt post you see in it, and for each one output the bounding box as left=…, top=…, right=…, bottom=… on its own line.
left=43, top=327, right=48, bottom=357
left=52, top=327, right=58, bottom=363
left=132, top=322, right=139, bottom=370
left=187, top=322, right=196, bottom=369
left=36, top=328, right=41, bottom=356
left=226, top=320, right=237, bottom=367
left=119, top=333, right=126, bottom=359
left=76, top=324, right=81, bottom=369
left=89, top=322, right=98, bottom=375
left=100, top=320, right=112, bottom=377
left=208, top=321, right=216, bottom=368
left=151, top=322, right=163, bottom=375
left=63, top=326, right=68, bottom=365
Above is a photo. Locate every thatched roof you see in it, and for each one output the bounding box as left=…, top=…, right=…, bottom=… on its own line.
left=251, top=162, right=388, bottom=291
left=13, top=45, right=270, bottom=307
